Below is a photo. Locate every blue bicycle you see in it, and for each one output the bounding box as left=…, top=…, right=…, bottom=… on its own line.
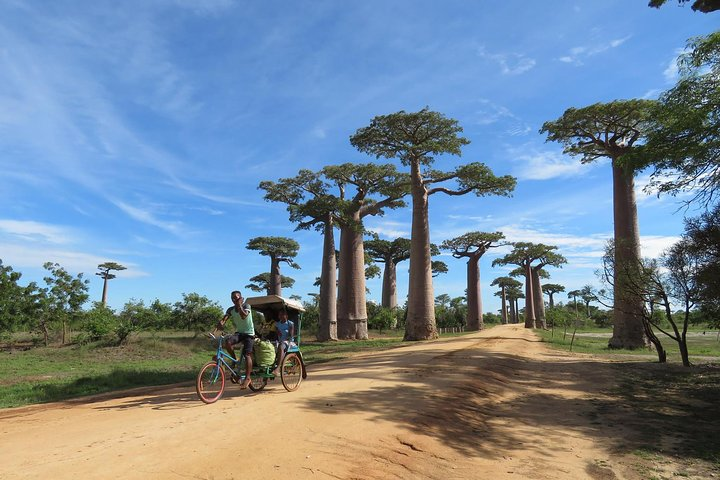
left=196, top=295, right=306, bottom=404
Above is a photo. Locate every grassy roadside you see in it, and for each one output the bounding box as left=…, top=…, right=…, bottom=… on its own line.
left=0, top=330, right=418, bottom=408
left=536, top=326, right=720, bottom=362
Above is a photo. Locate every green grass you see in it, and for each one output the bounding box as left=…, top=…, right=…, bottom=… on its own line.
left=0, top=330, right=420, bottom=408
left=538, top=326, right=720, bottom=362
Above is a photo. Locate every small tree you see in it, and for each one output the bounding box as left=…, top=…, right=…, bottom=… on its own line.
left=96, top=262, right=126, bottom=306
left=43, top=262, right=89, bottom=345
left=173, top=293, right=223, bottom=336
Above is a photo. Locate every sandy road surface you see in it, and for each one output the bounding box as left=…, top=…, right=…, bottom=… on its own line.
left=0, top=325, right=698, bottom=480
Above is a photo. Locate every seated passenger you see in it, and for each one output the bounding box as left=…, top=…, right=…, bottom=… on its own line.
left=272, top=309, right=295, bottom=376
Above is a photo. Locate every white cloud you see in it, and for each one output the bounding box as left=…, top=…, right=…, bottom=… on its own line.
left=663, top=49, right=685, bottom=83
left=508, top=147, right=590, bottom=180
left=641, top=235, right=681, bottom=258
left=477, top=46, right=536, bottom=75
left=365, top=220, right=410, bottom=239
left=0, top=219, right=74, bottom=244
left=111, top=199, right=185, bottom=235
left=559, top=35, right=631, bottom=65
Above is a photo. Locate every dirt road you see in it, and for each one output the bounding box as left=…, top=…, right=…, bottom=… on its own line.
left=0, top=324, right=713, bottom=479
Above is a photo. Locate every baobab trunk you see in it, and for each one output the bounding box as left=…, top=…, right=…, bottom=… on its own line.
left=381, top=259, right=398, bottom=310
left=270, top=257, right=282, bottom=296
left=101, top=279, right=109, bottom=306
left=317, top=220, right=337, bottom=341
left=524, top=263, right=536, bottom=329
left=509, top=298, right=516, bottom=324
left=548, top=293, right=555, bottom=309
left=405, top=161, right=437, bottom=340
left=466, top=257, right=483, bottom=330
left=500, top=286, right=508, bottom=324
left=608, top=161, right=648, bottom=349
left=337, top=218, right=368, bottom=340
left=532, top=268, right=547, bottom=329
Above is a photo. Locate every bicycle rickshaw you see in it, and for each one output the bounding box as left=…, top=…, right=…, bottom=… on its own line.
left=196, top=294, right=307, bottom=404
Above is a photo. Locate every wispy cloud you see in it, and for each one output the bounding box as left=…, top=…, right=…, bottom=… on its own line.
left=663, top=48, right=686, bottom=83
left=111, top=199, right=186, bottom=235
left=477, top=46, right=536, bottom=75
left=508, top=146, right=593, bottom=180
left=0, top=219, right=75, bottom=244
left=365, top=220, right=410, bottom=239
left=558, top=35, right=631, bottom=66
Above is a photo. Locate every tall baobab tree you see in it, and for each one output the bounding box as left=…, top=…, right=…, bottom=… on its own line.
left=542, top=283, right=565, bottom=308
left=246, top=237, right=300, bottom=297
left=364, top=237, right=411, bottom=310
left=491, top=276, right=522, bottom=324
left=530, top=249, right=567, bottom=329
left=322, top=163, right=408, bottom=339
left=96, top=262, right=126, bottom=306
left=541, top=100, right=654, bottom=348
left=493, top=243, right=556, bottom=329
left=580, top=285, right=598, bottom=318
left=260, top=170, right=339, bottom=341
left=351, top=108, right=516, bottom=340
left=505, top=282, right=524, bottom=324
left=441, top=231, right=505, bottom=330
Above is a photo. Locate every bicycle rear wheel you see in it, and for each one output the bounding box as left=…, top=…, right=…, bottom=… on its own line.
left=196, top=361, right=225, bottom=404
left=248, top=373, right=268, bottom=392
left=280, top=353, right=303, bottom=392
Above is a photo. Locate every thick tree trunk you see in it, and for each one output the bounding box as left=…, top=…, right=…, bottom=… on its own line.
left=270, top=257, right=282, bottom=296
left=548, top=293, right=555, bottom=309
left=608, top=161, right=648, bottom=349
left=101, top=279, right=109, bottom=306
left=524, top=263, right=536, bottom=329
left=509, top=297, right=516, bottom=324
left=466, top=257, right=483, bottom=330
left=500, top=286, right=508, bottom=324
left=337, top=218, right=368, bottom=340
left=405, top=160, right=437, bottom=341
left=317, top=220, right=337, bottom=341
left=381, top=257, right=397, bottom=310
left=532, top=268, right=546, bottom=329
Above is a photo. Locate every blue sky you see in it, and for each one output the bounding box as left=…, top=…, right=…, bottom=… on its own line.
left=0, top=1, right=717, bottom=315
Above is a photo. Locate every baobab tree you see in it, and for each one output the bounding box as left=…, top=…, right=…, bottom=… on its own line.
left=322, top=163, right=408, bottom=339
left=96, top=262, right=126, bottom=306
left=505, top=282, right=524, bottom=324
left=541, top=100, right=654, bottom=349
left=260, top=170, right=340, bottom=341
left=493, top=243, right=558, bottom=329
left=491, top=276, right=522, bottom=324
left=567, top=289, right=582, bottom=317
left=245, top=273, right=295, bottom=295
left=542, top=283, right=565, bottom=308
left=351, top=108, right=516, bottom=340
left=530, top=249, right=567, bottom=329
left=364, top=237, right=411, bottom=310
left=580, top=285, right=598, bottom=318
left=246, top=237, right=300, bottom=297
left=441, top=231, right=505, bottom=330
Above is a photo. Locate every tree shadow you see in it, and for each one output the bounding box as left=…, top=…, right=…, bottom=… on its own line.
left=298, top=339, right=720, bottom=465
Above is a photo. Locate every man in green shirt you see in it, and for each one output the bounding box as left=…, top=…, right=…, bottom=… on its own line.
left=217, top=290, right=254, bottom=389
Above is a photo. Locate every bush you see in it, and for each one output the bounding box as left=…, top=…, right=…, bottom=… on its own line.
left=368, top=307, right=396, bottom=333
left=82, top=303, right=117, bottom=342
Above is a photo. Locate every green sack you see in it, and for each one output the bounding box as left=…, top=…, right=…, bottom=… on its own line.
left=254, top=339, right=276, bottom=367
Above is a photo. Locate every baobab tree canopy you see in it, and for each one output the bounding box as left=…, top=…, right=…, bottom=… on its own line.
left=245, top=272, right=295, bottom=294
left=349, top=108, right=470, bottom=167
left=540, top=100, right=655, bottom=166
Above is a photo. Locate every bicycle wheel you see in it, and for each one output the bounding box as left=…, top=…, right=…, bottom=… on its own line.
left=196, top=361, right=225, bottom=404
left=280, top=353, right=303, bottom=392
left=248, top=373, right=268, bottom=392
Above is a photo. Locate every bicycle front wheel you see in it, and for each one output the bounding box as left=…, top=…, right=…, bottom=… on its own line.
left=280, top=353, right=303, bottom=392
left=196, top=361, right=226, bottom=404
